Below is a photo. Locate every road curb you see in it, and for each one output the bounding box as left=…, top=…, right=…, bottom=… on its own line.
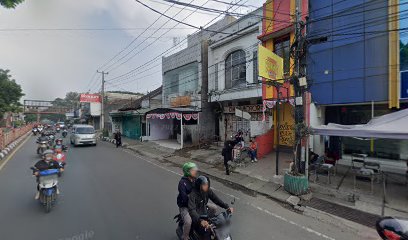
left=0, top=131, right=31, bottom=161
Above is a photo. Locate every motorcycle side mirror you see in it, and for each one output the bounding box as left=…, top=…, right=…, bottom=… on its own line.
left=231, top=198, right=236, bottom=205
left=376, top=217, right=408, bottom=240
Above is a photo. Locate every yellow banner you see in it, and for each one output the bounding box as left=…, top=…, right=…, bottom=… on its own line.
left=258, top=45, right=283, bottom=81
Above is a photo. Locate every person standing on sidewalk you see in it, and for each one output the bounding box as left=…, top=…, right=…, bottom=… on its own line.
left=177, top=162, right=198, bottom=240
left=222, top=141, right=233, bottom=175
left=249, top=139, right=258, bottom=163
left=114, top=130, right=122, bottom=148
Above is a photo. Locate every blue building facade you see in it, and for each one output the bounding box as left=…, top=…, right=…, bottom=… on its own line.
left=308, top=0, right=391, bottom=105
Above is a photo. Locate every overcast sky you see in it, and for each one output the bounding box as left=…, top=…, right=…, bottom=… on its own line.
left=1, top=1, right=406, bottom=101
left=0, top=0, right=262, bottom=100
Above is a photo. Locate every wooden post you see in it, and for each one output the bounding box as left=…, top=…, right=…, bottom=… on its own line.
left=180, top=114, right=184, bottom=149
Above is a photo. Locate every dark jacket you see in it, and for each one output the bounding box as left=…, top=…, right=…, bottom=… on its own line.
left=177, top=176, right=194, bottom=208
left=188, top=184, right=229, bottom=224
left=222, top=144, right=233, bottom=163
left=34, top=160, right=61, bottom=171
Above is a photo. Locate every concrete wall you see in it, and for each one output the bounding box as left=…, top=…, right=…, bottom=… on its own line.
left=309, top=103, right=325, bottom=156
left=208, top=9, right=262, bottom=96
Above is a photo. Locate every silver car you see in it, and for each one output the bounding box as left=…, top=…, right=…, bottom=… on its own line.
left=70, top=124, right=97, bottom=146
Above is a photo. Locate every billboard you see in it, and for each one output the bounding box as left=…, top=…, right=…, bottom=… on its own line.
left=258, top=45, right=283, bottom=81
left=80, top=94, right=101, bottom=103
left=90, top=102, right=101, bottom=116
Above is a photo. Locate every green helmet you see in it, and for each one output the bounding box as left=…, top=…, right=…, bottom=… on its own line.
left=182, top=162, right=198, bottom=177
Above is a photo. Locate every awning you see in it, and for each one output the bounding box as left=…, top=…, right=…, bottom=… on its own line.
left=311, top=108, right=408, bottom=140
left=145, top=108, right=200, bottom=121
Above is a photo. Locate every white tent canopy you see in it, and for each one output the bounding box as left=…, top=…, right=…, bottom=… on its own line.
left=311, top=108, right=408, bottom=140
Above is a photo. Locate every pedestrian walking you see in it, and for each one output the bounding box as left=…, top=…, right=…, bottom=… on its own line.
left=114, top=130, right=122, bottom=148
left=222, top=141, right=233, bottom=175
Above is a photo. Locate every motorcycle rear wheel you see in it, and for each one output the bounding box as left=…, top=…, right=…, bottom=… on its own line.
left=45, top=195, right=52, bottom=213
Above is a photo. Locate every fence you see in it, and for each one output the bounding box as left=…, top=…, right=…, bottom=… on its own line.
left=0, top=124, right=33, bottom=150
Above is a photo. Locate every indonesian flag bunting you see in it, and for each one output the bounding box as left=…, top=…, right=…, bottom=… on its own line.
left=176, top=113, right=182, bottom=120
left=192, top=113, right=199, bottom=120
left=170, top=112, right=176, bottom=119
left=159, top=114, right=165, bottom=120
left=183, top=114, right=192, bottom=121
left=165, top=113, right=170, bottom=119
left=146, top=114, right=152, bottom=119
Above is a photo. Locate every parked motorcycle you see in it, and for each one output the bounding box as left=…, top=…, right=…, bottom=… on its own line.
left=32, top=127, right=38, bottom=136
left=176, top=202, right=234, bottom=240
left=56, top=127, right=61, bottom=133
left=376, top=217, right=408, bottom=240
left=37, top=126, right=44, bottom=133
left=30, top=167, right=60, bottom=213
left=62, top=129, right=68, bottom=138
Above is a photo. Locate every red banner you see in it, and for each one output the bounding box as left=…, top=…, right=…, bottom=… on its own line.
left=80, top=94, right=101, bottom=103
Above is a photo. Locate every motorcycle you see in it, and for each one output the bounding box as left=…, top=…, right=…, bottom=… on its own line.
left=48, top=134, right=55, bottom=145
left=62, top=129, right=68, bottom=138
left=37, top=140, right=49, bottom=155
left=176, top=202, right=234, bottom=240
left=53, top=147, right=67, bottom=175
left=376, top=217, right=408, bottom=240
left=32, top=127, right=38, bottom=136
left=37, top=126, right=44, bottom=133
left=30, top=167, right=60, bottom=213
left=56, top=127, right=60, bottom=133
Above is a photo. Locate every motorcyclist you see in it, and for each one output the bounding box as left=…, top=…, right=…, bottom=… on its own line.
left=188, top=176, right=233, bottom=238
left=32, top=150, right=63, bottom=199
left=36, top=133, right=49, bottom=154
left=53, top=138, right=65, bottom=150
left=177, top=162, right=198, bottom=240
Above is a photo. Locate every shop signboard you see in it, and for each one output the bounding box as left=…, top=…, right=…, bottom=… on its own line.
left=224, top=104, right=263, bottom=114
left=80, top=94, right=101, bottom=103
left=258, top=45, right=284, bottom=100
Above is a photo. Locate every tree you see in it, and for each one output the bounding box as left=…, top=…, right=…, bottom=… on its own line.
left=52, top=92, right=80, bottom=109
left=0, top=0, right=24, bottom=8
left=0, top=69, right=24, bottom=119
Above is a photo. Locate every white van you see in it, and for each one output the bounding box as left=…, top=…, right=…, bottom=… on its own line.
left=70, top=124, right=97, bottom=146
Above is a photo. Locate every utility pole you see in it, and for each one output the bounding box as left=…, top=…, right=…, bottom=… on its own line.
left=97, top=70, right=108, bottom=131
left=293, top=0, right=306, bottom=172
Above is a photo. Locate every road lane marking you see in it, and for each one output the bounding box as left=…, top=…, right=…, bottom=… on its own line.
left=0, top=134, right=31, bottom=172
left=121, top=147, right=336, bottom=240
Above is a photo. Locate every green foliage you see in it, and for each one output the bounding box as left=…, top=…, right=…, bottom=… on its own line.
left=0, top=69, right=24, bottom=118
left=25, top=113, right=37, bottom=123
left=0, top=0, right=24, bottom=8
left=52, top=92, right=80, bottom=109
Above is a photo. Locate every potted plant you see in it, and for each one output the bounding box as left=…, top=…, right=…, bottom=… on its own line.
left=283, top=122, right=310, bottom=196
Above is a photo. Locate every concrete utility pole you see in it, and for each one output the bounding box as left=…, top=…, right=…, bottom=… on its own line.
left=97, top=70, right=108, bottom=131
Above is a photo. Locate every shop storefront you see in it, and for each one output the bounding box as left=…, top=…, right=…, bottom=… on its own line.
left=145, top=108, right=200, bottom=149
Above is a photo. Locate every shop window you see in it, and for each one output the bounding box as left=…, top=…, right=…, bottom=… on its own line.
left=225, top=50, right=246, bottom=89
left=274, top=36, right=291, bottom=76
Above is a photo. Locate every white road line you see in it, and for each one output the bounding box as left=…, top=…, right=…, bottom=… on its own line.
left=122, top=148, right=336, bottom=240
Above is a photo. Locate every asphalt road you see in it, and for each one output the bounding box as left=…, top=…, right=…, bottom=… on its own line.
left=0, top=135, right=366, bottom=240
